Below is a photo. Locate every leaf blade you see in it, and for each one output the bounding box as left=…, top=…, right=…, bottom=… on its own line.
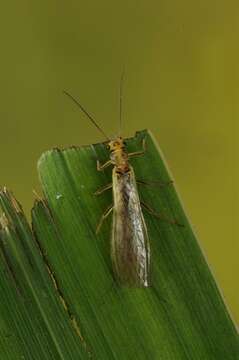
left=34, top=129, right=239, bottom=359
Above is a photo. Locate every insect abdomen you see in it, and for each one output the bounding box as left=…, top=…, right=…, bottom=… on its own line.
left=111, top=166, right=150, bottom=287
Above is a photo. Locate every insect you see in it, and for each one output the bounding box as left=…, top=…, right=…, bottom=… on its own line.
left=63, top=81, right=180, bottom=287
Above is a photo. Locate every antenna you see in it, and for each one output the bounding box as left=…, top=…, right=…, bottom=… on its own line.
left=63, top=90, right=109, bottom=140
left=119, top=68, right=125, bottom=136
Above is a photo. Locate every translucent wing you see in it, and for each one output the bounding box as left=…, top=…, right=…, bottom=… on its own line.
left=111, top=166, right=150, bottom=287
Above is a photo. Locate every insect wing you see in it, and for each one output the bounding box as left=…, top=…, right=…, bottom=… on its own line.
left=111, top=166, right=150, bottom=287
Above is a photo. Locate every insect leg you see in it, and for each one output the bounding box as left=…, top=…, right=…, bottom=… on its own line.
left=97, top=160, right=112, bottom=171
left=128, top=138, right=146, bottom=158
left=137, top=179, right=173, bottom=187
left=94, top=183, right=112, bottom=196
left=141, top=201, right=183, bottom=227
left=96, top=204, right=113, bottom=234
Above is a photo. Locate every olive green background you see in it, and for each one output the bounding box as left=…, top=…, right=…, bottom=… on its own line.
left=0, top=1, right=238, bottom=325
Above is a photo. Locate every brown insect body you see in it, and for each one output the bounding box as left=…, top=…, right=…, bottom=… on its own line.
left=108, top=137, right=150, bottom=287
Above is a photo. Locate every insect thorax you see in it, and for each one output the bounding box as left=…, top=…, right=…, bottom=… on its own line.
left=110, top=149, right=129, bottom=173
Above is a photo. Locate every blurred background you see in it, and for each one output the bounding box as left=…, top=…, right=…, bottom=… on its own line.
left=0, top=1, right=238, bottom=324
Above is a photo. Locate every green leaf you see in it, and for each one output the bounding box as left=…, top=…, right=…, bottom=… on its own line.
left=0, top=130, right=238, bottom=359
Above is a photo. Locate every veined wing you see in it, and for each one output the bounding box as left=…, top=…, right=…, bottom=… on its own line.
left=111, top=165, right=150, bottom=287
